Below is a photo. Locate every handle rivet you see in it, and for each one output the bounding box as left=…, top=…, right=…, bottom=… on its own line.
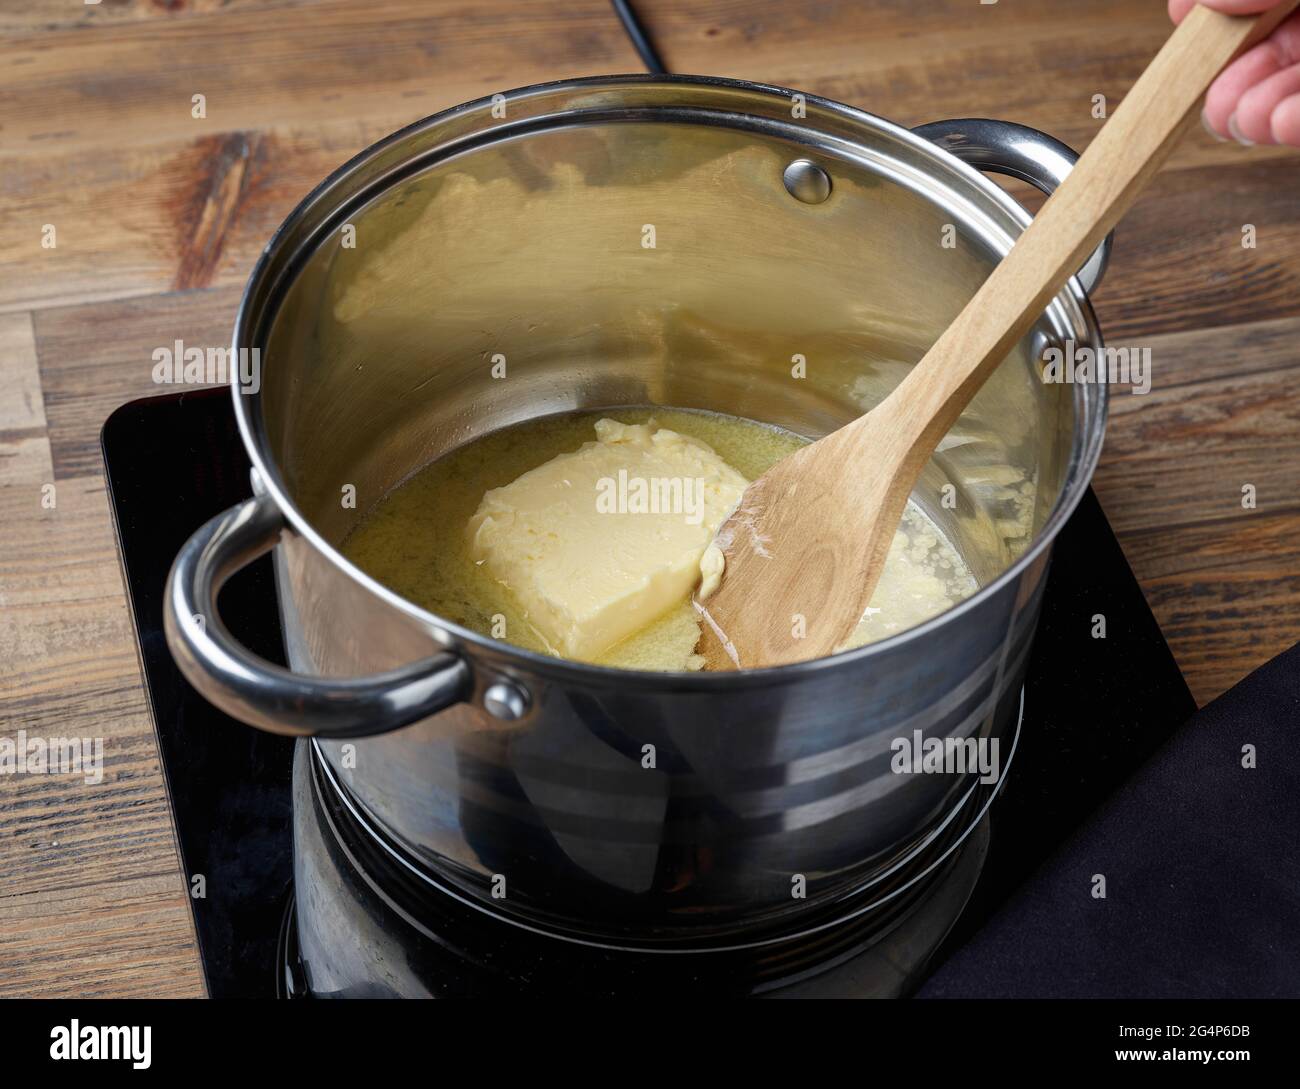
left=483, top=681, right=530, bottom=721
left=783, top=159, right=832, bottom=204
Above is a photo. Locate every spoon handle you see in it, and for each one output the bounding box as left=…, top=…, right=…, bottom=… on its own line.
left=875, top=1, right=1298, bottom=457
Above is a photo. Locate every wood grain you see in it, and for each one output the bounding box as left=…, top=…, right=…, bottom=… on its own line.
left=0, top=0, right=636, bottom=157
left=0, top=475, right=204, bottom=997
left=2, top=0, right=1298, bottom=996
left=0, top=313, right=54, bottom=486
left=34, top=287, right=240, bottom=478
left=1116, top=511, right=1300, bottom=705
left=1096, top=355, right=1300, bottom=532
left=0, top=1, right=313, bottom=37
left=1092, top=312, right=1300, bottom=705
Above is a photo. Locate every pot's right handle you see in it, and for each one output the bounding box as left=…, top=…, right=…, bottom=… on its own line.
left=913, top=118, right=1112, bottom=296
left=164, top=493, right=472, bottom=738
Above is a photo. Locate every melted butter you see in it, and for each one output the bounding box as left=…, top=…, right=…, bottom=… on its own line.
left=341, top=407, right=979, bottom=670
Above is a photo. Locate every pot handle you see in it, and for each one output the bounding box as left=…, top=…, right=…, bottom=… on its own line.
left=164, top=493, right=472, bottom=738
left=912, top=118, right=1111, bottom=295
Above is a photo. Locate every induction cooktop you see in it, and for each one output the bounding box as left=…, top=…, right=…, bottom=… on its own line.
left=102, top=387, right=1195, bottom=997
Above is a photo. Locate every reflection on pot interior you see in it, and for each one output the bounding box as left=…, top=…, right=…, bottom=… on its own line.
left=342, top=407, right=978, bottom=671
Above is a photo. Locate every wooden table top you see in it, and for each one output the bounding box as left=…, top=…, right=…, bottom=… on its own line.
left=2, top=0, right=1297, bottom=998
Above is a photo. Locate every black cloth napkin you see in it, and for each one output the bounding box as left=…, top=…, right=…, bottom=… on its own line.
left=919, top=640, right=1300, bottom=999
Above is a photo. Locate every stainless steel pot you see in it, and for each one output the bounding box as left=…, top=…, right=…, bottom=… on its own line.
left=165, top=76, right=1108, bottom=940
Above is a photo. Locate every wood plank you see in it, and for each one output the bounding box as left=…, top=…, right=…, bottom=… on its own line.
left=0, top=474, right=206, bottom=997
left=0, top=313, right=45, bottom=430
left=0, top=0, right=637, bottom=157
left=0, top=874, right=202, bottom=998
left=1091, top=157, right=1300, bottom=340
left=0, top=124, right=375, bottom=312
left=1, top=0, right=313, bottom=36
left=34, top=286, right=238, bottom=479
left=1114, top=511, right=1300, bottom=706
left=1094, top=343, right=1300, bottom=534
left=1095, top=317, right=1300, bottom=702
left=1102, top=313, right=1300, bottom=390
left=0, top=312, right=53, bottom=485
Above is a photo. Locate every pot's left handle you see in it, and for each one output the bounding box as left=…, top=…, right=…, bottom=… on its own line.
left=164, top=494, right=472, bottom=738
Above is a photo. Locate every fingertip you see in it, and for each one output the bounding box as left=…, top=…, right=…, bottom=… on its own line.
left=1235, top=64, right=1300, bottom=143
left=1228, top=112, right=1258, bottom=145
left=1204, top=39, right=1289, bottom=133
left=1271, top=92, right=1300, bottom=146
left=1234, top=101, right=1277, bottom=146
left=1204, top=79, right=1244, bottom=136
left=1201, top=108, right=1230, bottom=141
left=1188, top=0, right=1298, bottom=12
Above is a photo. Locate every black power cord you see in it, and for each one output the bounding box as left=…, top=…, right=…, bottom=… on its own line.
left=611, top=0, right=668, bottom=74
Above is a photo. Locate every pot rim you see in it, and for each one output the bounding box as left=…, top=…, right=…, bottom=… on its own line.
left=231, top=72, right=1108, bottom=689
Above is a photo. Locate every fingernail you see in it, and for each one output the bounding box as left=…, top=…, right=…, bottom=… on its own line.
left=1201, top=109, right=1228, bottom=142
left=1228, top=113, right=1255, bottom=146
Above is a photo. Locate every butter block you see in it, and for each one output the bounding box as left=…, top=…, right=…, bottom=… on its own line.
left=467, top=419, right=748, bottom=661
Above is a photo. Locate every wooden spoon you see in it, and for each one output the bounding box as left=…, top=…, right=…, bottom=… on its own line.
left=696, top=1, right=1297, bottom=670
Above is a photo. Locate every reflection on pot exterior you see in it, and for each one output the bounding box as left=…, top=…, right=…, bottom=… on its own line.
left=289, top=736, right=996, bottom=996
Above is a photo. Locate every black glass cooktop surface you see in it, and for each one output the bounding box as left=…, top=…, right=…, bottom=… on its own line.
left=102, top=387, right=1196, bottom=998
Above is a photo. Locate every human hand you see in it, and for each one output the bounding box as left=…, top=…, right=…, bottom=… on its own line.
left=1169, top=0, right=1300, bottom=144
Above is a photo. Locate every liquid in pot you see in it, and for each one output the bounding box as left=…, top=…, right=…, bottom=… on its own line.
left=341, top=408, right=978, bottom=670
